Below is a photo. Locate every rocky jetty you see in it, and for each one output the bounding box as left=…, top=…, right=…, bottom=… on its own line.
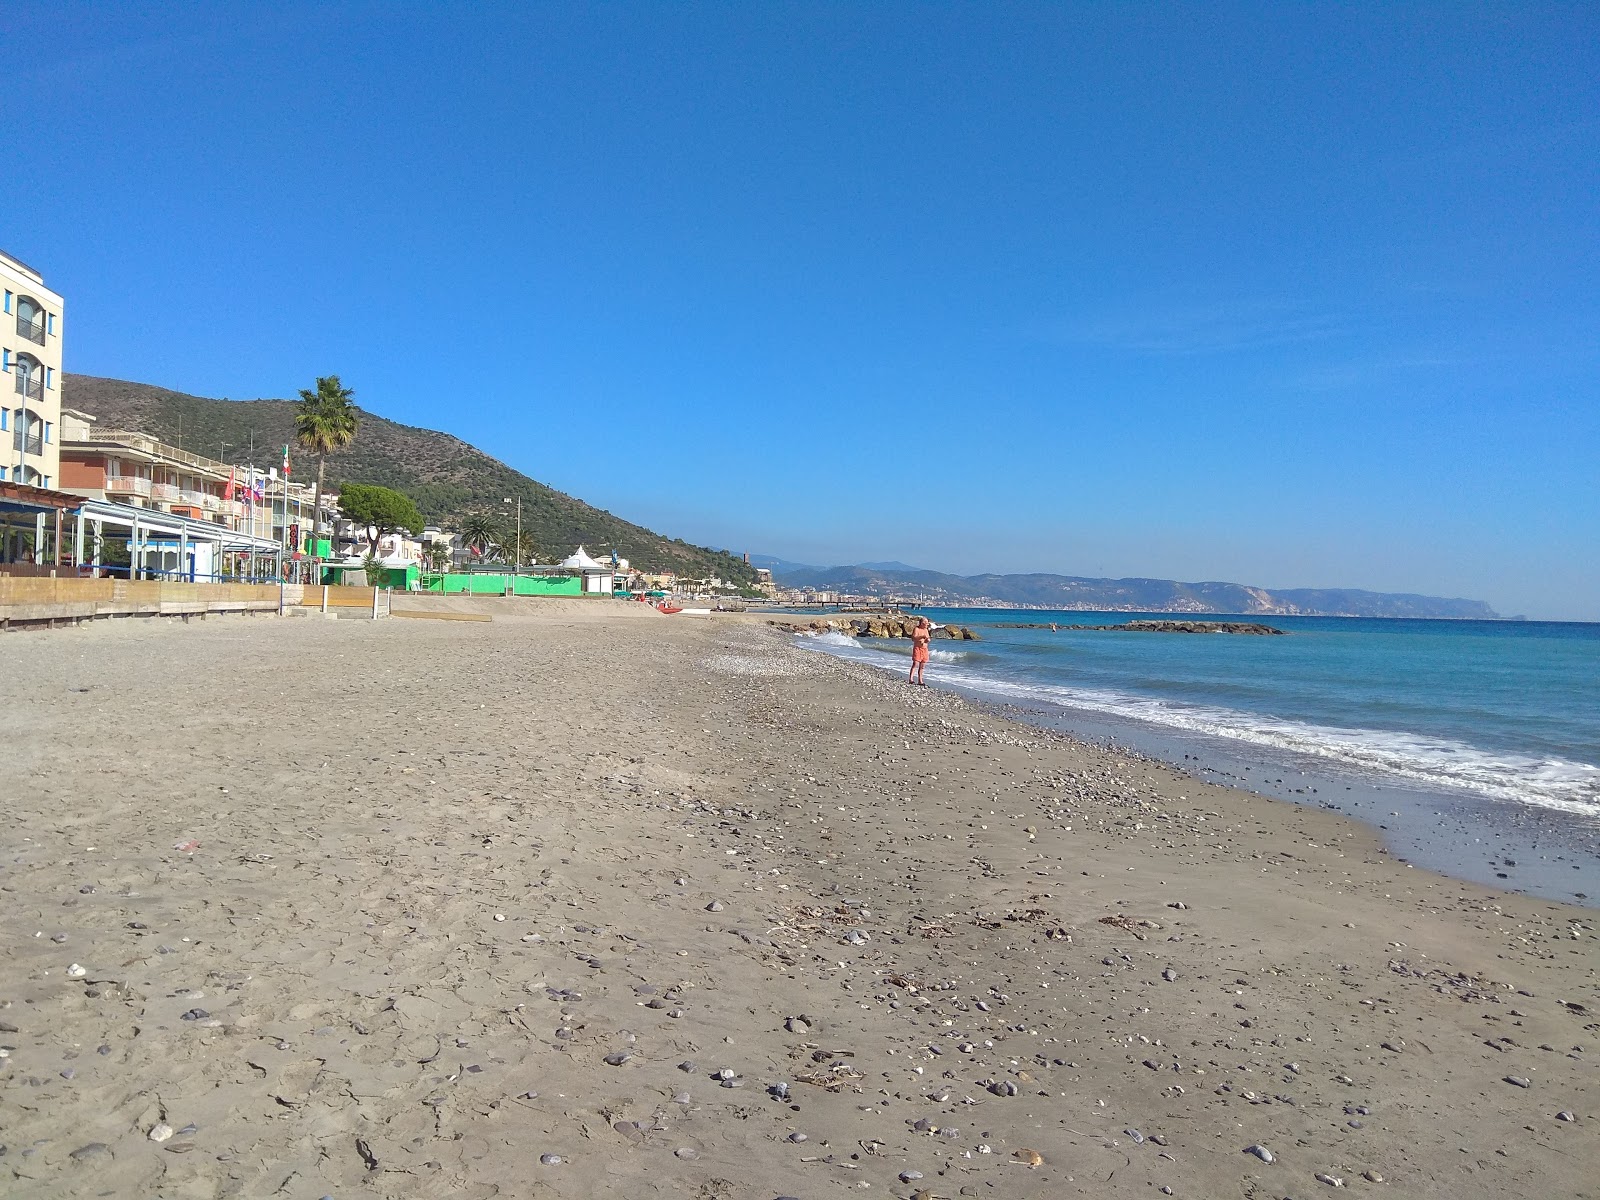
left=999, top=619, right=1285, bottom=635
left=771, top=615, right=980, bottom=640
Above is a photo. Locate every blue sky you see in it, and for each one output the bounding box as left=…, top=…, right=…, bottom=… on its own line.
left=9, top=2, right=1597, bottom=618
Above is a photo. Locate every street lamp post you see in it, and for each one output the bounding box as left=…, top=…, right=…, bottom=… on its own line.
left=503, top=496, right=521, bottom=571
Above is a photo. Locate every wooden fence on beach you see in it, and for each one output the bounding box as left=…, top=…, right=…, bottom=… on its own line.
left=0, top=576, right=354, bottom=628
left=0, top=575, right=403, bottom=630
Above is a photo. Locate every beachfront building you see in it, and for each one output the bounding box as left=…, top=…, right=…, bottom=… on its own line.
left=1, top=250, right=65, bottom=490
left=0, top=480, right=79, bottom=570
left=559, top=545, right=616, bottom=593
left=58, top=410, right=335, bottom=548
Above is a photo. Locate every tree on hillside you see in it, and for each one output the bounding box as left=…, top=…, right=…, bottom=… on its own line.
left=295, top=375, right=360, bottom=539
left=459, top=512, right=501, bottom=560
left=338, top=483, right=424, bottom=555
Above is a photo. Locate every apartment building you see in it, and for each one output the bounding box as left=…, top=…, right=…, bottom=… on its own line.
left=1, top=250, right=64, bottom=489
left=56, top=410, right=333, bottom=545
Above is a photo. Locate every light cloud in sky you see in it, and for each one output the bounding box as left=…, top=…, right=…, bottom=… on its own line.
left=1032, top=300, right=1351, bottom=356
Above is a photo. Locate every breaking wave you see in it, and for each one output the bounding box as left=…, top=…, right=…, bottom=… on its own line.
left=796, top=633, right=1600, bottom=817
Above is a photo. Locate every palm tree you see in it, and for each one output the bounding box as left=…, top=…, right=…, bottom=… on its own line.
left=294, top=375, right=360, bottom=540
left=460, top=513, right=501, bottom=559
left=512, top=530, right=539, bottom=566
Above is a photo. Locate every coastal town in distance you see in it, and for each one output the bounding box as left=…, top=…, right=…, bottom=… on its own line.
left=2, top=7, right=1595, bottom=1200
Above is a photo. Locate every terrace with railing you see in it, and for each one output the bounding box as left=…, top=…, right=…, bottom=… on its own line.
left=76, top=429, right=231, bottom=478
left=15, top=315, right=45, bottom=346
left=104, top=476, right=153, bottom=498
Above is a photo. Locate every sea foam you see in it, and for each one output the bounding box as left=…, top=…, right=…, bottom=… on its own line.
left=797, top=634, right=1600, bottom=817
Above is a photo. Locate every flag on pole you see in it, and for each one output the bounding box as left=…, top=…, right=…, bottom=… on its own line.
left=223, top=467, right=236, bottom=502
left=281, top=445, right=291, bottom=478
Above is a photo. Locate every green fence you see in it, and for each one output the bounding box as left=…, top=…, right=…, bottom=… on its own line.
left=423, top=573, right=584, bottom=596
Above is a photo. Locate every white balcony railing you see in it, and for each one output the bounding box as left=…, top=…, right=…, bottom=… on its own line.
left=105, top=476, right=152, bottom=497
left=151, top=482, right=181, bottom=502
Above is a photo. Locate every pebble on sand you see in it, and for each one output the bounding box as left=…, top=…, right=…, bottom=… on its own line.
left=148, top=1124, right=174, bottom=1143
left=1245, top=1144, right=1275, bottom=1163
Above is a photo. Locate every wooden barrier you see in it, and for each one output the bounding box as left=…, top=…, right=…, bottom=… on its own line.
left=310, top=585, right=383, bottom=609
left=0, top=576, right=283, bottom=629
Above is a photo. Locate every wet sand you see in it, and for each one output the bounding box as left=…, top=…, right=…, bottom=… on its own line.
left=1, top=602, right=1595, bottom=1198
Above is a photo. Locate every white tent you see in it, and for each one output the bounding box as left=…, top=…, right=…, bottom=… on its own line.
left=559, top=545, right=614, bottom=593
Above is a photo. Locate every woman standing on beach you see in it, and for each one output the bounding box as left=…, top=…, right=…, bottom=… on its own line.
left=909, top=616, right=931, bottom=686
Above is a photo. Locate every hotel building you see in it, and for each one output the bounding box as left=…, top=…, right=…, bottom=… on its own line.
left=1, top=250, right=64, bottom=489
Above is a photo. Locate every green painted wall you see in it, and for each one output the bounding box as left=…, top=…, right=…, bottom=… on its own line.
left=321, top=563, right=418, bottom=589
left=423, top=573, right=583, bottom=596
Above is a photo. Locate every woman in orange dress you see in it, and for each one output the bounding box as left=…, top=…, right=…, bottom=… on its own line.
left=909, top=616, right=931, bottom=686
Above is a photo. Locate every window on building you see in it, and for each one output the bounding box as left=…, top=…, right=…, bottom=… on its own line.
left=15, top=296, right=45, bottom=345
left=47, top=313, right=55, bottom=336
left=13, top=354, right=42, bottom=399
left=0, top=465, right=6, bottom=480
left=45, top=367, right=54, bottom=389
left=44, top=421, right=53, bottom=444
left=41, top=475, right=50, bottom=489
left=2, top=291, right=10, bottom=314
left=13, top=409, right=44, bottom=457
left=0, top=409, right=7, bottom=432
left=2, top=349, right=9, bottom=372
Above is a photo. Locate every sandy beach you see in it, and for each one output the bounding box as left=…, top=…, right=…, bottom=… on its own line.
left=1, top=602, right=1595, bottom=1199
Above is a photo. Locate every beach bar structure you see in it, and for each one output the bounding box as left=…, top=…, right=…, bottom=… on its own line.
left=0, top=480, right=282, bottom=581
left=73, top=498, right=283, bottom=580
left=559, top=546, right=616, bottom=594
left=0, top=480, right=77, bottom=571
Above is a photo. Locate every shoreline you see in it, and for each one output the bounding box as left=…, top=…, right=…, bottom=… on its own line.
left=782, top=617, right=1600, bottom=910
left=1, top=603, right=1594, bottom=1198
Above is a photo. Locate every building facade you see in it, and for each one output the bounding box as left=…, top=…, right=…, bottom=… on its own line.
left=1, top=250, right=65, bottom=489
left=57, top=410, right=335, bottom=547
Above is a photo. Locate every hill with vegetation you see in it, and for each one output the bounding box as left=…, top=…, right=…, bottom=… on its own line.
left=759, top=560, right=1499, bottom=619
left=62, top=375, right=757, bottom=584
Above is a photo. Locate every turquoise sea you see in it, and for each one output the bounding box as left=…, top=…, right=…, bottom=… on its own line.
left=797, top=610, right=1600, bottom=903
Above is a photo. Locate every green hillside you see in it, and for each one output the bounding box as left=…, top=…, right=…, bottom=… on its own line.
left=62, top=375, right=757, bottom=583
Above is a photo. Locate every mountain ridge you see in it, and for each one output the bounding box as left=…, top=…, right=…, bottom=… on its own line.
left=61, top=375, right=757, bottom=583
left=761, top=560, right=1500, bottom=619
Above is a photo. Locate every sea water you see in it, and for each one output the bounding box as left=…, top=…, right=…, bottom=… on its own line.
left=797, top=611, right=1600, bottom=905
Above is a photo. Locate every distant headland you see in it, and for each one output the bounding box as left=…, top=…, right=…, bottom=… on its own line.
left=753, top=557, right=1498, bottom=620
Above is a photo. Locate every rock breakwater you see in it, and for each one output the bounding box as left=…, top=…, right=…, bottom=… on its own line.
left=770, top=616, right=980, bottom=640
